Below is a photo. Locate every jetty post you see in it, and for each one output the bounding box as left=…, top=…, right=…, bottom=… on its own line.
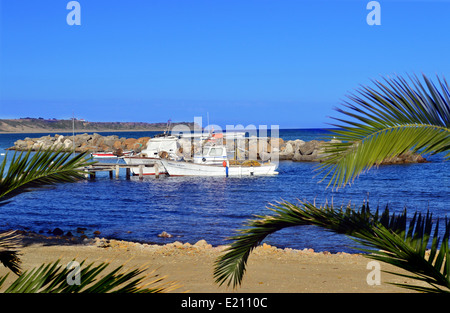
left=139, top=164, right=144, bottom=179
left=155, top=163, right=160, bottom=178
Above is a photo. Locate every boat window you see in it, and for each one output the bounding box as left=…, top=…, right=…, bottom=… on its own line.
left=209, top=148, right=223, bottom=156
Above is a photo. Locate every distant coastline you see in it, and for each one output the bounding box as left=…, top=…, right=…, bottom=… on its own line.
left=0, top=129, right=169, bottom=134
left=0, top=118, right=195, bottom=134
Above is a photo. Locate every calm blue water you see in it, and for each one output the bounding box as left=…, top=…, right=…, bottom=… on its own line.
left=0, top=129, right=448, bottom=253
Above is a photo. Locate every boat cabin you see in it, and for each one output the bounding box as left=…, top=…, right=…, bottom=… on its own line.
left=141, top=136, right=179, bottom=158
left=194, top=145, right=227, bottom=164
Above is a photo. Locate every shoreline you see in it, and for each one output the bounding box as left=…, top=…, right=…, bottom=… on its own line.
left=0, top=231, right=425, bottom=293
left=0, top=129, right=167, bottom=135
left=0, top=127, right=330, bottom=134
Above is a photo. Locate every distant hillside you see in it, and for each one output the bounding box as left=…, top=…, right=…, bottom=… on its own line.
left=0, top=118, right=195, bottom=133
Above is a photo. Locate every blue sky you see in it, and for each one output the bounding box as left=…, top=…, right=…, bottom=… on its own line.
left=1, top=0, right=450, bottom=128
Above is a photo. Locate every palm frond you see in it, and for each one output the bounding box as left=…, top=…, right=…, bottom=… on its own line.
left=0, top=259, right=179, bottom=293
left=0, top=148, right=95, bottom=204
left=214, top=200, right=450, bottom=292
left=214, top=200, right=379, bottom=288
left=317, top=73, right=450, bottom=188
left=0, top=231, right=22, bottom=275
left=0, top=149, right=94, bottom=273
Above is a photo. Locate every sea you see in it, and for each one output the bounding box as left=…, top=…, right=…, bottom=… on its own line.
left=0, top=129, right=448, bottom=253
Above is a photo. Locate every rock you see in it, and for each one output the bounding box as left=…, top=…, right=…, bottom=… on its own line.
left=158, top=231, right=173, bottom=238
left=113, top=140, right=123, bottom=150
left=14, top=139, right=29, bottom=149
left=292, top=152, right=319, bottom=162
left=63, top=139, right=72, bottom=149
left=52, top=228, right=64, bottom=236
left=284, top=142, right=295, bottom=154
left=380, top=151, right=428, bottom=165
left=298, top=140, right=321, bottom=155
left=93, top=230, right=101, bottom=236
left=270, top=137, right=284, bottom=148
left=279, top=142, right=295, bottom=160
left=171, top=241, right=184, bottom=248
left=76, top=227, right=87, bottom=234
left=194, top=239, right=211, bottom=249
left=136, top=137, right=151, bottom=150
left=293, top=139, right=306, bottom=149
left=259, top=151, right=272, bottom=161
left=103, top=136, right=118, bottom=148
left=123, top=138, right=138, bottom=150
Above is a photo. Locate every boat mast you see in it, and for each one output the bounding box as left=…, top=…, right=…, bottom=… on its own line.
left=72, top=112, right=75, bottom=156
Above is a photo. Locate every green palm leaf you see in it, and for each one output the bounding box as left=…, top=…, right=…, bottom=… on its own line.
left=0, top=148, right=179, bottom=294
left=214, top=201, right=450, bottom=292
left=0, top=148, right=95, bottom=204
left=0, top=259, right=178, bottom=293
left=0, top=231, right=21, bottom=275
left=317, top=74, right=450, bottom=188
left=0, top=148, right=94, bottom=273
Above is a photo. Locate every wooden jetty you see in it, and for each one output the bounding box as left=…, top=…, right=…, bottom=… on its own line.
left=84, top=163, right=161, bottom=180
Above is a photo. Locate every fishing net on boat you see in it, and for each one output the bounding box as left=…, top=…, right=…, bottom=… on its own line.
left=229, top=160, right=261, bottom=166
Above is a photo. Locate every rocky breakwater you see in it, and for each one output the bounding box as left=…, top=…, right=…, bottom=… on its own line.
left=8, top=134, right=427, bottom=164
left=278, top=138, right=427, bottom=164
left=9, top=133, right=151, bottom=154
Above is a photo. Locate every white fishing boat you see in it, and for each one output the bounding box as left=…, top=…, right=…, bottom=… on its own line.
left=122, top=135, right=179, bottom=165
left=160, top=158, right=278, bottom=177
left=129, top=163, right=168, bottom=176
left=160, top=145, right=278, bottom=177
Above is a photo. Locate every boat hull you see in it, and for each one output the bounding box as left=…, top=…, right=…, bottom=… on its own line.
left=123, top=156, right=159, bottom=165
left=129, top=163, right=168, bottom=176
left=91, top=151, right=134, bottom=159
left=160, top=159, right=278, bottom=177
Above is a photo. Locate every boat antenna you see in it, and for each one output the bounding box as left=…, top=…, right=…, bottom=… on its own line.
left=207, top=112, right=211, bottom=135
left=72, top=112, right=75, bottom=156
left=164, top=119, right=171, bottom=135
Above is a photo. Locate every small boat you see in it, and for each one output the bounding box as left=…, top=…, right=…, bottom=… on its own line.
left=160, top=145, right=278, bottom=177
left=122, top=135, right=179, bottom=165
left=160, top=158, right=278, bottom=177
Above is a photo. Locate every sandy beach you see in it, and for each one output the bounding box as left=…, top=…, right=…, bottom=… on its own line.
left=0, top=234, right=425, bottom=294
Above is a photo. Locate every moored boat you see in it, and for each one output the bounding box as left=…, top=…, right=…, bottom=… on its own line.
left=129, top=163, right=168, bottom=176
left=160, top=158, right=278, bottom=177
left=122, top=135, right=179, bottom=165
left=160, top=145, right=278, bottom=177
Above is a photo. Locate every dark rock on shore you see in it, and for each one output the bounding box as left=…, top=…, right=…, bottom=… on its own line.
left=52, top=227, right=64, bottom=236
